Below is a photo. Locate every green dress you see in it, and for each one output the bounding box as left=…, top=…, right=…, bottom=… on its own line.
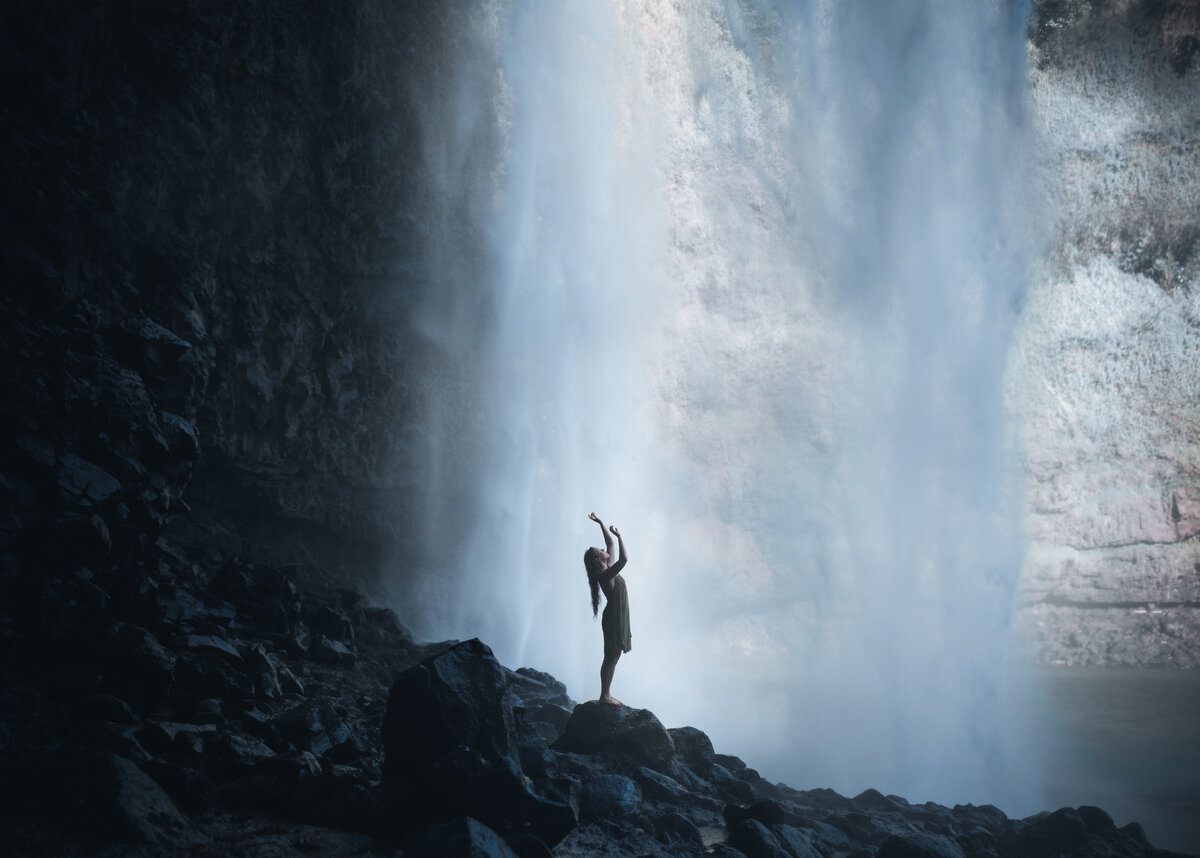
left=601, top=573, right=632, bottom=656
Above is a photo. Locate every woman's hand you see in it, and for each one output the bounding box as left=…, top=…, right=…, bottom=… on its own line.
left=609, top=525, right=620, bottom=537
left=589, top=512, right=601, bottom=523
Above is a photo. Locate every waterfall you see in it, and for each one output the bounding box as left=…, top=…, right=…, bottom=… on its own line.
left=401, top=0, right=1040, bottom=812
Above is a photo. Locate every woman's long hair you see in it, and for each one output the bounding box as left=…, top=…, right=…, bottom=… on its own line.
left=583, top=548, right=601, bottom=617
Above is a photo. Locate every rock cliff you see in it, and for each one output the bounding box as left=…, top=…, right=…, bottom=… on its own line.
left=1, top=1, right=1199, bottom=852
left=1010, top=0, right=1200, bottom=666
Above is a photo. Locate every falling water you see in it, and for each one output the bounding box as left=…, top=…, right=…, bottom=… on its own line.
left=400, top=0, right=1040, bottom=812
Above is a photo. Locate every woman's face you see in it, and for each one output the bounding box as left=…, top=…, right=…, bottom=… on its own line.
left=592, top=547, right=610, bottom=570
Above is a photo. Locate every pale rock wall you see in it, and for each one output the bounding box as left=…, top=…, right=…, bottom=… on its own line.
left=1012, top=0, right=1200, bottom=665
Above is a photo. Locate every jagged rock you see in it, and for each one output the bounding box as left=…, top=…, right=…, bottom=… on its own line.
left=775, top=824, right=825, bottom=858
left=709, top=762, right=756, bottom=803
left=854, top=788, right=905, bottom=812
left=726, top=799, right=787, bottom=827
left=728, top=818, right=791, bottom=858
left=579, top=773, right=641, bottom=822
left=381, top=639, right=576, bottom=851
left=56, top=454, right=121, bottom=505
left=70, top=693, right=138, bottom=725
left=209, top=561, right=300, bottom=633
left=408, top=816, right=520, bottom=858
left=1078, top=804, right=1118, bottom=834
left=157, top=585, right=236, bottom=628
left=244, top=643, right=283, bottom=700
left=635, top=765, right=722, bottom=814
left=513, top=706, right=556, bottom=779
left=358, top=605, right=418, bottom=653
left=40, top=751, right=208, bottom=847
left=86, top=621, right=176, bottom=712
left=272, top=696, right=355, bottom=759
left=653, top=811, right=706, bottom=849
left=143, top=760, right=216, bottom=811
left=218, top=751, right=326, bottom=814
left=383, top=638, right=519, bottom=777
left=311, top=635, right=357, bottom=666
left=1008, top=807, right=1088, bottom=855
left=173, top=640, right=254, bottom=706
left=508, top=666, right=574, bottom=744
left=308, top=781, right=379, bottom=833
left=104, top=315, right=193, bottom=371
left=669, top=725, right=716, bottom=771
left=1121, top=821, right=1151, bottom=847
left=309, top=605, right=355, bottom=644
left=159, top=411, right=199, bottom=460
left=877, top=831, right=965, bottom=858
left=507, top=666, right=573, bottom=709
left=277, top=659, right=305, bottom=695
left=134, top=720, right=214, bottom=764
left=553, top=701, right=676, bottom=771
left=202, top=731, right=276, bottom=781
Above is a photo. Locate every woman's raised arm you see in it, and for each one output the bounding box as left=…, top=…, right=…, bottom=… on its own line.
left=589, top=511, right=614, bottom=555
left=598, top=524, right=627, bottom=579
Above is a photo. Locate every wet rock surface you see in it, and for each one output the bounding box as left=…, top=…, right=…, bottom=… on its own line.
left=0, top=0, right=1196, bottom=855
left=1, top=534, right=1188, bottom=857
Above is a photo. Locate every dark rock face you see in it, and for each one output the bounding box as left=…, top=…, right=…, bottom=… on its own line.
left=0, top=0, right=497, bottom=598
left=0, top=0, right=1194, bottom=855
left=381, top=639, right=576, bottom=855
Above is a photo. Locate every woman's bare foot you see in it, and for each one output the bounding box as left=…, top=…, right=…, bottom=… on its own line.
left=599, top=694, right=623, bottom=706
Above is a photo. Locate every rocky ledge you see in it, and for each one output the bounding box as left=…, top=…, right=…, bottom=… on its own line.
left=0, top=544, right=1191, bottom=857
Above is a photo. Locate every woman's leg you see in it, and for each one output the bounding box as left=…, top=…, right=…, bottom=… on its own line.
left=600, top=651, right=622, bottom=706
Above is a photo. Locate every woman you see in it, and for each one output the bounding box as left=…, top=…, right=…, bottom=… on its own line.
left=584, top=511, right=630, bottom=706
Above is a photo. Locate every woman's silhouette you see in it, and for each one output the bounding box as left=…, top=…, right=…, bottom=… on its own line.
left=584, top=511, right=630, bottom=706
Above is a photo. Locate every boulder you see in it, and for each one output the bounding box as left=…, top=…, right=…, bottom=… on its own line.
left=42, top=751, right=207, bottom=847
left=273, top=696, right=353, bottom=758
left=381, top=639, right=575, bottom=850
left=728, top=818, right=790, bottom=858
left=408, top=816, right=520, bottom=858
left=552, top=701, right=675, bottom=771
left=669, top=725, right=715, bottom=771
left=876, top=832, right=965, bottom=858
left=244, top=644, right=283, bottom=700
left=309, top=605, right=355, bottom=644
left=311, top=635, right=357, bottom=666
left=725, top=799, right=786, bottom=827
left=653, top=811, right=706, bottom=849
left=579, top=773, right=641, bottom=822
left=209, top=561, right=300, bottom=634
left=1008, top=807, right=1088, bottom=855
left=774, top=824, right=823, bottom=858
left=383, top=638, right=519, bottom=778
left=86, top=621, right=176, bottom=712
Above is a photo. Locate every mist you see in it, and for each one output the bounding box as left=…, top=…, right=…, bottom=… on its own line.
left=395, top=0, right=1043, bottom=815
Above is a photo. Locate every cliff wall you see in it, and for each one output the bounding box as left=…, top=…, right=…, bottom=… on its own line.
left=1011, top=0, right=1200, bottom=665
